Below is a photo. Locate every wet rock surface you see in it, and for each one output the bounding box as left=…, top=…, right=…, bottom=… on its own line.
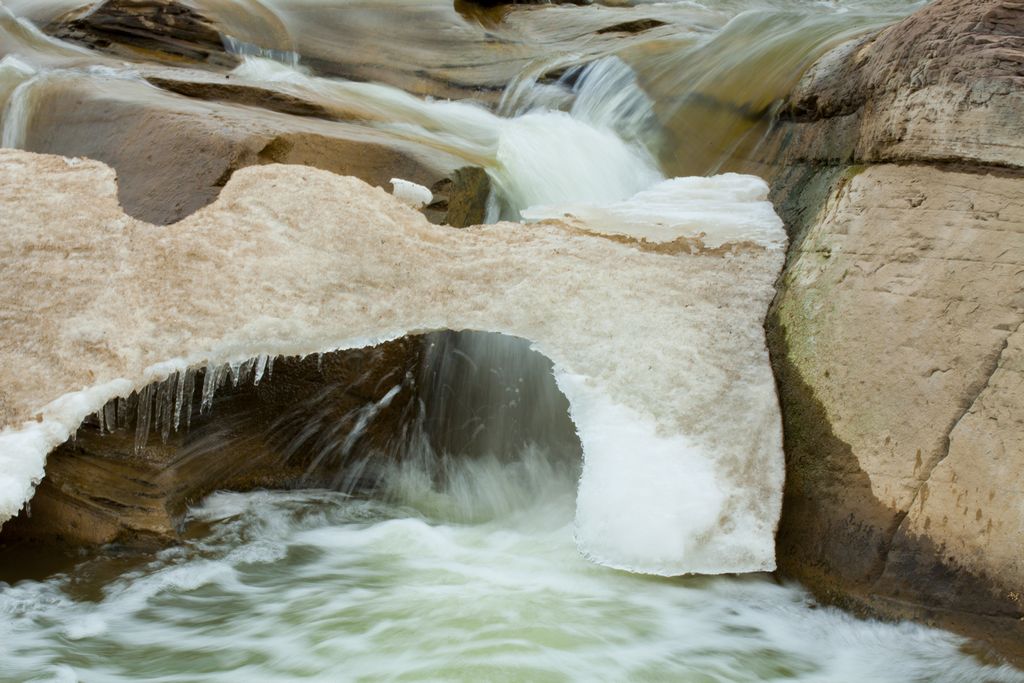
left=14, top=71, right=488, bottom=226
left=48, top=0, right=238, bottom=68
left=764, top=0, right=1024, bottom=663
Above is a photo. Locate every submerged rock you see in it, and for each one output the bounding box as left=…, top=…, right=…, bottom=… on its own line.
left=48, top=0, right=239, bottom=68
left=0, top=149, right=786, bottom=577
left=763, top=0, right=1024, bottom=662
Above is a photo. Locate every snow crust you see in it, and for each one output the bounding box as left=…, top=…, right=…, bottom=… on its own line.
left=390, top=177, right=433, bottom=209
left=0, top=150, right=786, bottom=575
left=522, top=175, right=785, bottom=248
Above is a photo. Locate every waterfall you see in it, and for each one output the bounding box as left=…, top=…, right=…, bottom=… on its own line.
left=0, top=55, right=36, bottom=147
left=230, top=56, right=664, bottom=218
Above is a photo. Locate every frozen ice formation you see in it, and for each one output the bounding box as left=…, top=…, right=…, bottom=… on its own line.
left=0, top=149, right=786, bottom=575
left=390, top=177, right=433, bottom=209
left=522, top=175, right=788, bottom=249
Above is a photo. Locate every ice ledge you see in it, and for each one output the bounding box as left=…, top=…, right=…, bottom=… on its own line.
left=0, top=149, right=785, bottom=575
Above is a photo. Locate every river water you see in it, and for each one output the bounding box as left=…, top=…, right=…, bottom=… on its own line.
left=2, top=451, right=1023, bottom=682
left=2, top=0, right=1023, bottom=680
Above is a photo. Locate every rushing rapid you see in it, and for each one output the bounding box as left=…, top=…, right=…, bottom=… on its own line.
left=2, top=0, right=1021, bottom=680
left=2, top=449, right=1023, bottom=682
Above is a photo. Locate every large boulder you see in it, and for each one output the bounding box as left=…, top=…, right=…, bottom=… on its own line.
left=762, top=0, right=1024, bottom=171
left=764, top=0, right=1024, bottom=662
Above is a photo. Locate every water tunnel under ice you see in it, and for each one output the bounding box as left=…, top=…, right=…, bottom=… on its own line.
left=0, top=331, right=584, bottom=562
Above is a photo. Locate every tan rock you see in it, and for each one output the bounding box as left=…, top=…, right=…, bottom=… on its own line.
left=876, top=320, right=1024, bottom=646
left=761, top=3, right=1024, bottom=660
left=768, top=98, right=1024, bottom=672
left=9, top=69, right=487, bottom=225
left=769, top=165, right=1024, bottom=662
left=894, top=323, right=1024, bottom=587
left=761, top=0, right=1024, bottom=173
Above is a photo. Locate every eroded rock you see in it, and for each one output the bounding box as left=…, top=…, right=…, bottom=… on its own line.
left=764, top=0, right=1024, bottom=662
left=48, top=0, right=238, bottom=68
left=7, top=69, right=488, bottom=226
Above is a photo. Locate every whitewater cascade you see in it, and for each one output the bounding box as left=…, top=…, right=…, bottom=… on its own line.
left=0, top=148, right=785, bottom=575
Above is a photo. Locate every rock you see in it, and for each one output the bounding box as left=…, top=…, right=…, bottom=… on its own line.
left=595, top=19, right=668, bottom=34
left=10, top=69, right=489, bottom=226
left=762, top=0, right=1024, bottom=171
left=877, top=321, right=1024, bottom=636
left=769, top=165, right=1024, bottom=643
left=427, top=167, right=492, bottom=227
left=30, top=0, right=685, bottom=104
left=48, top=0, right=238, bottom=69
left=456, top=0, right=592, bottom=7
left=764, top=0, right=1024, bottom=662
left=282, top=1, right=682, bottom=103
left=145, top=75, right=338, bottom=120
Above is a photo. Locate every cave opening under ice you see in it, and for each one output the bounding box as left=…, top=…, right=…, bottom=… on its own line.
left=0, top=149, right=786, bottom=576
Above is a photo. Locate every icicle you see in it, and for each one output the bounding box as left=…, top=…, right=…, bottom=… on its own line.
left=238, top=357, right=254, bottom=387
left=182, top=369, right=196, bottom=431
left=201, top=363, right=218, bottom=415
left=317, top=353, right=324, bottom=373
left=229, top=362, right=241, bottom=387
left=95, top=407, right=106, bottom=435
left=267, top=355, right=275, bottom=380
left=117, top=396, right=128, bottom=429
left=215, top=363, right=230, bottom=392
left=153, top=382, right=164, bottom=440
left=126, top=393, right=138, bottom=431
left=174, top=369, right=187, bottom=431
left=253, top=354, right=268, bottom=385
left=134, top=384, right=153, bottom=453
left=159, top=374, right=176, bottom=443
left=104, top=400, right=117, bottom=433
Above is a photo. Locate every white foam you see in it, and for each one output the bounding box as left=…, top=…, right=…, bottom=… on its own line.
left=559, top=372, right=733, bottom=574
left=491, top=111, right=662, bottom=215
left=2, top=488, right=1019, bottom=681
left=0, top=54, right=37, bottom=147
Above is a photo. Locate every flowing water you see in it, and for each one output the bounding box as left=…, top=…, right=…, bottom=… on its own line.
left=3, top=456, right=1024, bottom=682
left=2, top=0, right=1023, bottom=680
